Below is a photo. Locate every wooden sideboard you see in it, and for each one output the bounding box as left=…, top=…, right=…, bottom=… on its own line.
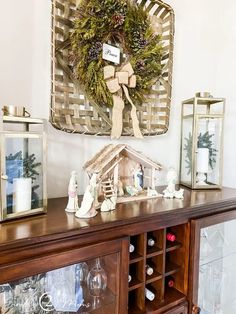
left=1, top=187, right=236, bottom=313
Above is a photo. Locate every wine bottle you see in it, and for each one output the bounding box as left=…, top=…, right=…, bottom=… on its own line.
left=166, top=232, right=176, bottom=242
left=147, top=237, right=155, bottom=247
left=128, top=275, right=132, bottom=283
left=145, top=288, right=155, bottom=301
left=166, top=276, right=175, bottom=288
left=129, top=244, right=135, bottom=253
left=146, top=264, right=154, bottom=276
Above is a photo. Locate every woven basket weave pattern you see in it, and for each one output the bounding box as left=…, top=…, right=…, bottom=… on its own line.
left=51, top=0, right=174, bottom=136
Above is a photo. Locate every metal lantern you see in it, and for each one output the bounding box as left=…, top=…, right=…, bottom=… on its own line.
left=180, top=93, right=225, bottom=189
left=0, top=113, right=47, bottom=221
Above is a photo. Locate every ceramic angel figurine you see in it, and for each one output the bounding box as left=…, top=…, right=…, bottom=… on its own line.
left=65, top=171, right=79, bottom=213
left=75, top=173, right=98, bottom=218
left=163, top=168, right=184, bottom=199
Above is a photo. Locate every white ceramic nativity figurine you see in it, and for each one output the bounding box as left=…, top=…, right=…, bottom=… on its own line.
left=163, top=168, right=184, bottom=199
left=75, top=173, right=98, bottom=219
left=65, top=171, right=79, bottom=213
left=133, top=164, right=144, bottom=191
left=101, top=195, right=117, bottom=212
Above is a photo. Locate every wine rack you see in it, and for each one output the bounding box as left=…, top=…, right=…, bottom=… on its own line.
left=128, top=223, right=189, bottom=313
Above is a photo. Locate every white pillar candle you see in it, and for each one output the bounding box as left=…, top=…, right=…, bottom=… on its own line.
left=197, top=148, right=209, bottom=173
left=13, top=178, right=32, bottom=212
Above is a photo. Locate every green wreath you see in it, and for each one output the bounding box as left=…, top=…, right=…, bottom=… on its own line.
left=71, top=0, right=163, bottom=108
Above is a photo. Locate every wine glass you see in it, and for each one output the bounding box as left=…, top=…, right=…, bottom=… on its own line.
left=0, top=284, right=13, bottom=313
left=87, top=258, right=107, bottom=297
left=12, top=277, right=39, bottom=314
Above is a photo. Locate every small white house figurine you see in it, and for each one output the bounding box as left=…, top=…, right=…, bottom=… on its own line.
left=163, top=168, right=184, bottom=199
left=75, top=173, right=98, bottom=218
left=65, top=171, right=79, bottom=213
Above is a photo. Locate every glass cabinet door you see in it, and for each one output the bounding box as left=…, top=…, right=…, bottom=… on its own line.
left=0, top=238, right=128, bottom=314
left=190, top=212, right=236, bottom=314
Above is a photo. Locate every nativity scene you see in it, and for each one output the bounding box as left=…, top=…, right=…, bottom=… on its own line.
left=83, top=144, right=162, bottom=209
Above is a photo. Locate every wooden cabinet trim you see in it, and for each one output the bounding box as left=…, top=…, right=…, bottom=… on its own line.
left=1, top=187, right=236, bottom=252
left=0, top=237, right=128, bottom=284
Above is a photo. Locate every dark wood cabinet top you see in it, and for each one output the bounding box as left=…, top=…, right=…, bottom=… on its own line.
left=1, top=187, right=236, bottom=251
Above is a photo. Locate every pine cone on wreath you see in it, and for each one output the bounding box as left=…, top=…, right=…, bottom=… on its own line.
left=112, top=13, right=125, bottom=27
left=136, top=59, right=145, bottom=71
left=88, top=42, right=103, bottom=61
left=137, top=38, right=148, bottom=49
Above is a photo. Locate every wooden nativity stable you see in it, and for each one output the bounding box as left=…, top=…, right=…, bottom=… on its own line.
left=84, top=144, right=162, bottom=204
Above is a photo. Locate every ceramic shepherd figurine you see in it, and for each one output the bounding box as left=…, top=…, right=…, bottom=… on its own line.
left=65, top=171, right=79, bottom=213
left=163, top=168, right=184, bottom=199
left=75, top=173, right=98, bottom=218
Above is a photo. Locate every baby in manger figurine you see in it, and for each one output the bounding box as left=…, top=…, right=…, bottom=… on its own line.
left=65, top=171, right=79, bottom=213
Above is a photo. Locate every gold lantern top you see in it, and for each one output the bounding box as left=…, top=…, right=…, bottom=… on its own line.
left=0, top=112, right=47, bottom=221
left=180, top=93, right=225, bottom=189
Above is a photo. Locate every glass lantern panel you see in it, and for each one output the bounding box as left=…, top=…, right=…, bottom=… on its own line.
left=209, top=101, right=224, bottom=115
left=195, top=104, right=208, bottom=115
left=0, top=254, right=117, bottom=313
left=182, top=103, right=194, bottom=116
left=198, top=219, right=236, bottom=314
left=4, top=135, right=44, bottom=216
left=195, top=100, right=224, bottom=115
left=180, top=116, right=193, bottom=186
left=2, top=121, right=44, bottom=133
left=195, top=117, right=223, bottom=187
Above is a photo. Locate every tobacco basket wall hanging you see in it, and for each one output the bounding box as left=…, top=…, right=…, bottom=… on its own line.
left=51, top=0, right=174, bottom=138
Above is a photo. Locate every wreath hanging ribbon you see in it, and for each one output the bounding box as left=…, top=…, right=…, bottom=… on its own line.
left=104, top=63, right=143, bottom=139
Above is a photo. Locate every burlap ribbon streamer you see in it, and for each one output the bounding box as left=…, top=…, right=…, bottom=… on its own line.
left=104, top=63, right=143, bottom=139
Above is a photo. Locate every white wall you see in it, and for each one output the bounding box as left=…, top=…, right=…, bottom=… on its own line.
left=0, top=1, right=34, bottom=107
left=0, top=0, right=236, bottom=198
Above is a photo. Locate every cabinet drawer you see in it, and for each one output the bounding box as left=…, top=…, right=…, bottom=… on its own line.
left=164, top=302, right=188, bottom=314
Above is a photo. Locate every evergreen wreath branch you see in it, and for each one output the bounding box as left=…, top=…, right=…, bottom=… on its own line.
left=70, top=0, right=163, bottom=109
